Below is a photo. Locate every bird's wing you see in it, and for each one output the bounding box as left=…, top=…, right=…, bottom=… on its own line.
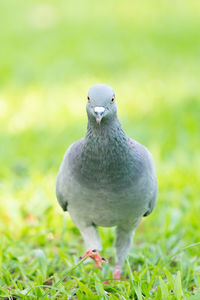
left=56, top=187, right=68, bottom=211
left=142, top=147, right=158, bottom=217
left=129, top=138, right=158, bottom=217
left=56, top=142, right=77, bottom=211
left=143, top=186, right=157, bottom=216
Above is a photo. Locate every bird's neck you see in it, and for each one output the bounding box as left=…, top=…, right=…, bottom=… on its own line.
left=81, top=117, right=131, bottom=175
left=85, top=117, right=128, bottom=149
left=74, top=117, right=135, bottom=190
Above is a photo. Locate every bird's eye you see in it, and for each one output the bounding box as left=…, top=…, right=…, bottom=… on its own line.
left=87, top=96, right=90, bottom=103
left=111, top=97, right=115, bottom=104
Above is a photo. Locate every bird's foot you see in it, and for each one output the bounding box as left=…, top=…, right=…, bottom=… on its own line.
left=113, top=264, right=121, bottom=279
left=103, top=264, right=121, bottom=284
left=80, top=248, right=106, bottom=269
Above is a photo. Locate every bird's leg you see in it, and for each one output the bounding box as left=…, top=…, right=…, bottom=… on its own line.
left=76, top=224, right=106, bottom=268
left=113, top=263, right=121, bottom=279
left=114, top=225, right=136, bottom=278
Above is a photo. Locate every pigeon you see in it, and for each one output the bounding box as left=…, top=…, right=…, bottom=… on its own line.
left=56, top=84, right=157, bottom=278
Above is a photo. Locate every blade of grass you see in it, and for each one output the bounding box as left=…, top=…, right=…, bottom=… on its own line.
left=94, top=273, right=109, bottom=300
left=25, top=256, right=88, bottom=298
left=174, top=271, right=183, bottom=300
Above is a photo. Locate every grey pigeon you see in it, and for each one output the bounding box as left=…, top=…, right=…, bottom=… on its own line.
left=56, top=84, right=157, bottom=278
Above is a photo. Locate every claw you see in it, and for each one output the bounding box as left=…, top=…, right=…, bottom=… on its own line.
left=80, top=248, right=106, bottom=269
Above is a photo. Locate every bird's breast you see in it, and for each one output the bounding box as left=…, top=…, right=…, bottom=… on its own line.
left=71, top=142, right=145, bottom=192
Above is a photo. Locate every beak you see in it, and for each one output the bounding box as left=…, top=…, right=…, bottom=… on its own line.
left=94, top=107, right=105, bottom=125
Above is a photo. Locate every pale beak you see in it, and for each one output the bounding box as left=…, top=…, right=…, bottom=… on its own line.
left=94, top=107, right=105, bottom=124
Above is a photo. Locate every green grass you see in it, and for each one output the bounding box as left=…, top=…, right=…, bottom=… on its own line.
left=0, top=0, right=200, bottom=299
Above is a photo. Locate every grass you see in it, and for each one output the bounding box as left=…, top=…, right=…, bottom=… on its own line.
left=0, top=0, right=200, bottom=299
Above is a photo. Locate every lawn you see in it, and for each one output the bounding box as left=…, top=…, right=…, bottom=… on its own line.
left=0, top=0, right=200, bottom=299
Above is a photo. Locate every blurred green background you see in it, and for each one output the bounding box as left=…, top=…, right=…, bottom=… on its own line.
left=0, top=0, right=200, bottom=298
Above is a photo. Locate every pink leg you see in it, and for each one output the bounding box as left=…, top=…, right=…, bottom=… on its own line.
left=80, top=248, right=106, bottom=269
left=113, top=264, right=121, bottom=279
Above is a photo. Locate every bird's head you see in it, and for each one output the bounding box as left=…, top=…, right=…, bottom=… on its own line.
left=86, top=84, right=117, bottom=125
